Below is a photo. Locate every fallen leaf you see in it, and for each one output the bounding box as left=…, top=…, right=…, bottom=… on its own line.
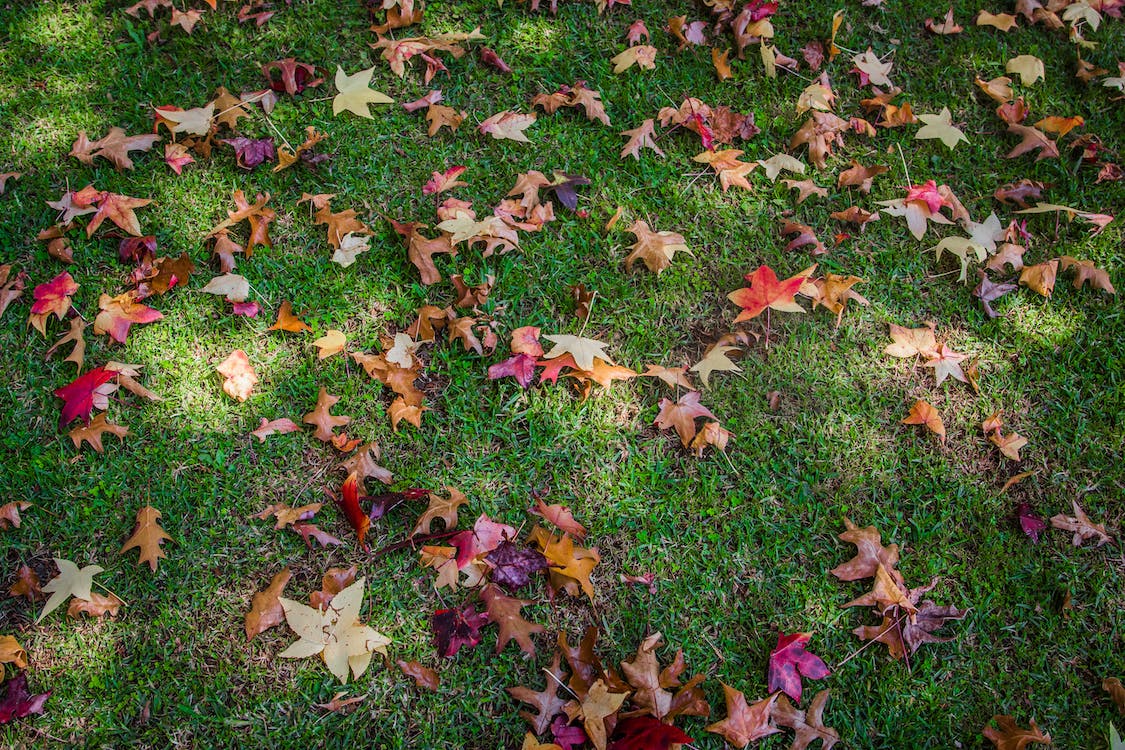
left=216, top=349, right=258, bottom=402
left=120, top=506, right=172, bottom=571
left=332, top=65, right=393, bottom=118
left=771, top=689, right=840, bottom=750
left=768, top=632, right=830, bottom=703
left=654, top=391, right=717, bottom=447
left=915, top=107, right=968, bottom=149
left=68, top=413, right=129, bottom=453
left=37, top=558, right=107, bottom=623
left=479, top=111, right=536, bottom=142
left=1050, top=501, right=1112, bottom=546
left=397, top=660, right=440, bottom=690
left=303, top=388, right=351, bottom=441
left=982, top=715, right=1051, bottom=749
left=706, top=686, right=779, bottom=748
left=245, top=568, right=291, bottom=640
left=1007, top=55, right=1045, bottom=85
left=902, top=400, right=945, bottom=441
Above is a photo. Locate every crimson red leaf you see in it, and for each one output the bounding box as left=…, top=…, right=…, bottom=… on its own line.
left=488, top=353, right=538, bottom=387
left=54, top=367, right=114, bottom=428
left=432, top=602, right=488, bottom=658
left=552, top=715, right=587, bottom=750
left=334, top=473, right=370, bottom=550
left=485, top=540, right=548, bottom=591
left=118, top=236, right=157, bottom=264
left=0, top=672, right=50, bottom=725
left=1016, top=502, right=1047, bottom=543
left=480, top=47, right=513, bottom=74
left=608, top=716, right=693, bottom=750
left=767, top=632, right=830, bottom=703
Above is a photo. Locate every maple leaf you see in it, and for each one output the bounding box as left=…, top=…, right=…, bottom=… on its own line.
left=852, top=49, right=893, bottom=87
left=565, top=679, right=631, bottom=750
left=983, top=715, right=1051, bottom=749
left=829, top=517, right=903, bottom=582
left=727, top=264, right=810, bottom=323
left=1005, top=123, right=1059, bottom=160
left=479, top=111, right=536, bottom=142
left=1019, top=260, right=1059, bottom=297
left=154, top=103, right=215, bottom=136
left=303, top=387, right=351, bottom=441
left=530, top=527, right=601, bottom=600
left=706, top=685, right=779, bottom=748
left=768, top=632, right=830, bottom=703
left=279, top=577, right=390, bottom=684
left=37, top=558, right=107, bottom=623
left=54, top=366, right=115, bottom=428
left=977, top=10, right=1019, bottom=30
left=902, top=399, right=945, bottom=441
left=221, top=137, right=275, bottom=170
left=332, top=65, right=393, bottom=118
left=541, top=335, right=613, bottom=371
left=884, top=323, right=938, bottom=358
left=433, top=601, right=489, bottom=658
left=617, top=631, right=685, bottom=720
left=924, top=343, right=968, bottom=386
left=772, top=690, right=840, bottom=750
left=915, top=107, right=968, bottom=149
left=313, top=329, right=347, bottom=359
left=0, top=265, right=26, bottom=320
left=245, top=568, right=291, bottom=640
left=0, top=636, right=27, bottom=669
left=1050, top=501, right=1112, bottom=546
left=93, top=292, right=163, bottom=344
left=1006, top=54, right=1045, bottom=85
left=254, top=502, right=322, bottom=530
left=68, top=412, right=129, bottom=453
left=654, top=391, right=717, bottom=447
left=624, top=220, right=690, bottom=274
left=508, top=653, right=570, bottom=735
left=609, top=716, right=693, bottom=750
left=29, top=271, right=78, bottom=336
left=426, top=104, right=466, bottom=135
left=423, top=165, right=468, bottom=196
left=611, top=45, right=657, bottom=73
left=70, top=127, right=160, bottom=170
left=0, top=501, right=31, bottom=530
left=0, top=673, right=50, bottom=725
left=691, top=344, right=742, bottom=387
left=68, top=591, right=122, bottom=618
left=207, top=190, right=276, bottom=254
left=120, top=505, right=172, bottom=571
left=485, top=540, right=548, bottom=591
left=784, top=179, right=829, bottom=203
left=925, top=7, right=963, bottom=33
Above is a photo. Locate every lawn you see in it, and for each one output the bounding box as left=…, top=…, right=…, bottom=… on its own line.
left=0, top=0, right=1123, bottom=747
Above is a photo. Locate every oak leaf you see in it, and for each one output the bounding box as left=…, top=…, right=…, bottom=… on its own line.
left=268, top=301, right=312, bottom=332
left=68, top=413, right=129, bottom=453
left=0, top=501, right=32, bottom=530
left=482, top=584, right=544, bottom=655
left=620, top=119, right=664, bottom=159
left=829, top=517, right=903, bottom=583
left=412, top=486, right=469, bottom=536
left=1006, top=124, right=1059, bottom=160
left=706, top=685, right=779, bottom=748
left=982, top=715, right=1051, bottom=749
left=303, top=388, right=351, bottom=441
left=771, top=690, right=840, bottom=750
left=1060, top=256, right=1115, bottom=294
left=565, top=679, right=630, bottom=750
left=508, top=652, right=569, bottom=735
left=120, top=505, right=172, bottom=571
left=1050, top=501, right=1112, bottom=546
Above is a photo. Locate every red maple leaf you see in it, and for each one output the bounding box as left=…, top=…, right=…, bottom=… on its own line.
left=54, top=367, right=114, bottom=428
left=488, top=353, right=538, bottom=387
left=727, top=265, right=809, bottom=323
left=608, top=716, right=693, bottom=750
left=767, top=632, right=830, bottom=703
left=333, top=472, right=370, bottom=550
left=904, top=179, right=950, bottom=213
left=432, top=601, right=488, bottom=658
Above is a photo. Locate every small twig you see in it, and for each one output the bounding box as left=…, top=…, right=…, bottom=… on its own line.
left=543, top=664, right=581, bottom=701
left=896, top=142, right=911, bottom=186
left=578, top=291, right=597, bottom=337
left=93, top=579, right=127, bottom=607
left=258, top=113, right=293, bottom=151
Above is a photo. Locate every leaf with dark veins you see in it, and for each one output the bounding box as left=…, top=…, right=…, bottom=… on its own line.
left=972, top=269, right=1017, bottom=318
left=485, top=540, right=549, bottom=591
left=432, top=601, right=488, bottom=658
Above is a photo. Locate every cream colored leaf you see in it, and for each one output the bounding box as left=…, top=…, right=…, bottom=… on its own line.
left=313, top=330, right=347, bottom=360
left=332, top=65, right=393, bottom=119
left=690, top=345, right=742, bottom=387
left=541, top=335, right=613, bottom=371
left=332, top=233, right=371, bottom=267
left=1007, top=55, right=1045, bottom=86
left=610, top=45, right=657, bottom=74
left=156, top=103, right=215, bottom=135
left=757, top=154, right=806, bottom=181
left=199, top=273, right=249, bottom=302
left=37, top=558, right=107, bottom=623
left=915, top=107, right=968, bottom=149
left=853, top=49, right=894, bottom=87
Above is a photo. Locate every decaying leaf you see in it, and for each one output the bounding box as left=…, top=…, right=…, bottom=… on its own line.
left=245, top=568, right=291, bottom=640
left=1050, top=501, right=1112, bottom=547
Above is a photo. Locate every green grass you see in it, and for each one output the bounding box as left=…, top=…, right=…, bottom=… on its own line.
left=1, top=0, right=1123, bottom=747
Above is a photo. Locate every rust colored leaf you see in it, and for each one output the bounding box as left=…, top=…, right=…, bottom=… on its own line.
left=245, top=568, right=291, bottom=640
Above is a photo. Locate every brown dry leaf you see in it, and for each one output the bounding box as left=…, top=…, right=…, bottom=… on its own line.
left=640, top=364, right=694, bottom=390
left=619, top=119, right=664, bottom=160
left=1103, top=677, right=1125, bottom=714
left=0, top=635, right=28, bottom=669
left=690, top=421, right=732, bottom=457
left=1050, top=501, right=1112, bottom=547
left=564, top=678, right=630, bottom=750
left=529, top=527, right=600, bottom=601
left=1035, top=115, right=1083, bottom=137
left=508, top=653, right=569, bottom=736
left=925, top=7, right=964, bottom=34
left=1019, top=260, right=1059, bottom=297
left=706, top=685, right=779, bottom=747
left=303, top=387, right=351, bottom=441
left=837, top=160, right=888, bottom=193
left=315, top=692, right=366, bottom=714
left=268, top=301, right=312, bottom=332
left=254, top=502, right=323, bottom=529
left=1006, top=124, right=1059, bottom=160
left=982, top=715, right=1051, bottom=749
left=309, top=566, right=358, bottom=610
left=412, top=486, right=469, bottom=536
left=478, top=111, right=537, bottom=142
left=245, top=568, right=291, bottom=640
left=924, top=343, right=968, bottom=387
left=976, top=76, right=1014, bottom=104
left=0, top=500, right=32, bottom=530
left=1059, top=256, right=1115, bottom=294
left=528, top=498, right=587, bottom=540
left=990, top=431, right=1028, bottom=461
left=9, top=565, right=44, bottom=601
left=397, top=660, right=440, bottom=691
left=68, top=592, right=123, bottom=619
left=250, top=417, right=300, bottom=442
left=611, top=45, right=657, bottom=74
left=482, top=584, right=544, bottom=656
left=712, top=48, right=733, bottom=80
left=654, top=391, right=717, bottom=447
left=771, top=690, right=840, bottom=749
left=68, top=413, right=130, bottom=453
left=339, top=441, right=393, bottom=489
left=426, top=104, right=467, bottom=136
left=902, top=400, right=945, bottom=441
left=830, top=206, right=880, bottom=229
left=783, top=179, right=829, bottom=204
left=120, top=506, right=172, bottom=571
left=0, top=265, right=26, bottom=318
left=624, top=220, right=690, bottom=274
left=216, top=349, right=258, bottom=402
left=829, top=518, right=903, bottom=583
left=977, top=10, right=1019, bottom=30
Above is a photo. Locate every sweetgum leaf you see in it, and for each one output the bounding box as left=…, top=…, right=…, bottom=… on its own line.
left=0, top=672, right=50, bottom=724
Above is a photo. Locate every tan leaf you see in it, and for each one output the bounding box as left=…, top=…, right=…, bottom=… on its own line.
left=397, top=660, right=441, bottom=690
left=478, top=111, right=536, bottom=142
left=1006, top=55, right=1045, bottom=85
left=982, top=715, right=1051, bottom=749
left=120, top=506, right=172, bottom=572
left=0, top=635, right=28, bottom=669
left=216, top=349, right=258, bottom=402
left=610, top=45, right=657, bottom=73
left=1019, top=260, right=1058, bottom=297
left=412, top=486, right=469, bottom=536
left=902, top=400, right=945, bottom=441
left=976, top=11, right=1019, bottom=30
left=68, top=413, right=130, bottom=453
left=1050, top=501, right=1112, bottom=547
left=313, top=329, right=347, bottom=359
left=68, top=592, right=123, bottom=619
left=250, top=417, right=300, bottom=442
left=303, top=387, right=351, bottom=441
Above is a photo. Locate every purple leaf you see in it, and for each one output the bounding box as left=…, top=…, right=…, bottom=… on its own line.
left=432, top=602, right=488, bottom=658
left=543, top=173, right=590, bottom=212
left=480, top=47, right=512, bottom=74
left=488, top=354, right=538, bottom=387
left=221, top=137, right=276, bottom=170
left=608, top=716, right=693, bottom=750
left=767, top=632, right=830, bottom=703
left=552, top=715, right=587, bottom=750
left=0, top=673, right=50, bottom=725
left=1016, top=502, right=1047, bottom=542
left=485, top=540, right=548, bottom=591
